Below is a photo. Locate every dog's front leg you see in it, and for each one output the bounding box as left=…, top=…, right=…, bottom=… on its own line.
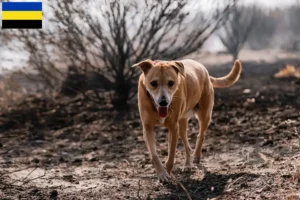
left=143, top=125, right=170, bottom=182
left=165, top=123, right=179, bottom=174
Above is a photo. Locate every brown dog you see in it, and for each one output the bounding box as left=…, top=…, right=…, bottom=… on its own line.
left=133, top=59, right=242, bottom=181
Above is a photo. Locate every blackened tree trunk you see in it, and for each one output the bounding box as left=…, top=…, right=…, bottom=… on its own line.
left=233, top=51, right=238, bottom=61
left=112, top=77, right=132, bottom=110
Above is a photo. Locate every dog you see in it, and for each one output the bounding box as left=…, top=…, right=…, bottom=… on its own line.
left=133, top=59, right=242, bottom=181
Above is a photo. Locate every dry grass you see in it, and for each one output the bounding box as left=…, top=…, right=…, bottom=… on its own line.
left=0, top=69, right=60, bottom=111
left=0, top=74, right=27, bottom=110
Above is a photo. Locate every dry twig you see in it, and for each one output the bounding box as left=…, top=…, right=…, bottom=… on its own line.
left=137, top=180, right=142, bottom=200
left=171, top=174, right=192, bottom=200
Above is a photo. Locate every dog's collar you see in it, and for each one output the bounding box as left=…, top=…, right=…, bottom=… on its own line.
left=146, top=90, right=172, bottom=112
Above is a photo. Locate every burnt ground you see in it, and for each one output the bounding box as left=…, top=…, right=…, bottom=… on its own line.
left=0, top=60, right=300, bottom=200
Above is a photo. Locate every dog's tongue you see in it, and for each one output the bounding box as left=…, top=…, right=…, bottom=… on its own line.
left=158, top=106, right=168, bottom=118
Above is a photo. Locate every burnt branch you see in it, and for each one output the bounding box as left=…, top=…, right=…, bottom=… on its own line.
left=218, top=4, right=259, bottom=61
left=10, top=0, right=235, bottom=109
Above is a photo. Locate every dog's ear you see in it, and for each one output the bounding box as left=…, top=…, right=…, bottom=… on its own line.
left=132, top=59, right=153, bottom=74
left=172, top=61, right=185, bottom=77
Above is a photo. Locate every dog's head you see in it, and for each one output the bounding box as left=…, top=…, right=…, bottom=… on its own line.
left=133, top=59, right=185, bottom=118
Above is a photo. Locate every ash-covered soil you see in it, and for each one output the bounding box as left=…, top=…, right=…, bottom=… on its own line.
left=0, top=60, right=299, bottom=200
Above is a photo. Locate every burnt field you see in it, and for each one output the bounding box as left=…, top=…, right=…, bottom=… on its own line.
left=0, top=60, right=299, bottom=199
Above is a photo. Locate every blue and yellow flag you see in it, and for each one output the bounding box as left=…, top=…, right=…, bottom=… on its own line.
left=2, top=2, right=42, bottom=29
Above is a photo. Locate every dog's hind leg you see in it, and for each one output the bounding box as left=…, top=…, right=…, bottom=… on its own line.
left=193, top=91, right=214, bottom=164
left=178, top=118, right=192, bottom=171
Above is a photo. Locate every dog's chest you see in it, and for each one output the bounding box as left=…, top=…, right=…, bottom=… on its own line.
left=155, top=109, right=195, bottom=126
left=158, top=117, right=166, bottom=125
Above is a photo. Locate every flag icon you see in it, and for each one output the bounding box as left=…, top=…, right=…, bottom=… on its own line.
left=2, top=2, right=42, bottom=29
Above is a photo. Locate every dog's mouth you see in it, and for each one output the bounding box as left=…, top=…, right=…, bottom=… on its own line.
left=146, top=91, right=171, bottom=118
left=158, top=106, right=168, bottom=118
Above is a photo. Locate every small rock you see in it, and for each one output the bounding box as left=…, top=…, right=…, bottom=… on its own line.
left=246, top=98, right=255, bottom=103
left=59, top=157, right=65, bottom=162
left=243, top=89, right=251, bottom=94
left=31, top=158, right=40, bottom=164
left=50, top=190, right=58, bottom=199
left=260, top=140, right=274, bottom=147
left=89, top=156, right=98, bottom=162
left=102, top=162, right=117, bottom=170
left=85, top=152, right=98, bottom=162
left=240, top=183, right=248, bottom=188
left=29, top=188, right=39, bottom=195
left=72, top=157, right=82, bottom=163
left=282, top=174, right=292, bottom=179
left=63, top=174, right=74, bottom=182
left=122, top=183, right=130, bottom=187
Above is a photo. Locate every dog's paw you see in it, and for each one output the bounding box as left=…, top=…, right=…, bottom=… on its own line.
left=192, top=152, right=203, bottom=164
left=157, top=169, right=171, bottom=183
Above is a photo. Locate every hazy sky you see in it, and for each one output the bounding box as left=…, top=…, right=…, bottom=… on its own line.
left=0, top=0, right=299, bottom=73
left=244, top=0, right=299, bottom=7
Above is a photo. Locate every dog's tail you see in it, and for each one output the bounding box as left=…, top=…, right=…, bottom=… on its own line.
left=210, top=60, right=242, bottom=88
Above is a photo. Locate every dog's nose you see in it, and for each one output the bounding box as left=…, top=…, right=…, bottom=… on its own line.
left=159, top=95, right=168, bottom=106
left=159, top=100, right=168, bottom=107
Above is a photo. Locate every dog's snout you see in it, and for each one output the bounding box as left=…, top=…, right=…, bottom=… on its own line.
left=159, top=100, right=168, bottom=107
left=159, top=95, right=168, bottom=106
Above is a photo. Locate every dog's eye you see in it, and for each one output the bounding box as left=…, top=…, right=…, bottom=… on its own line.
left=168, top=80, right=175, bottom=87
left=150, top=80, right=158, bottom=87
